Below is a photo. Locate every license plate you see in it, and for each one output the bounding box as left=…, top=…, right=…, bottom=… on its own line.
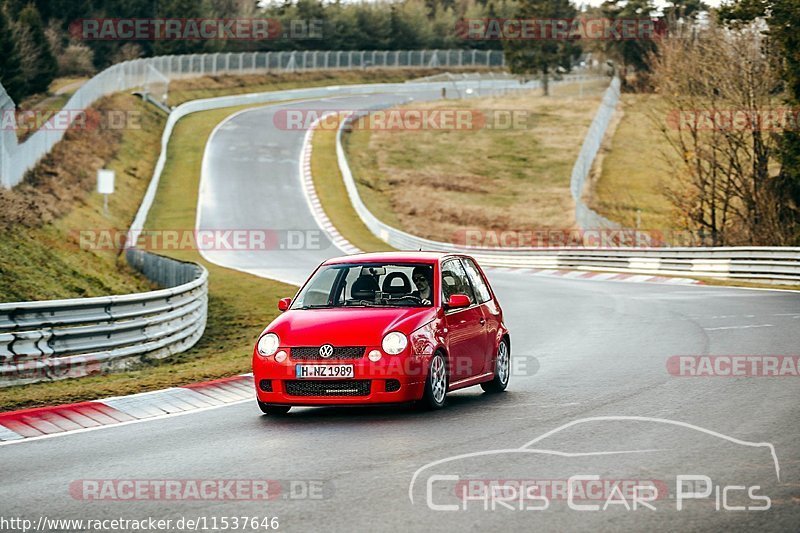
left=295, top=364, right=354, bottom=379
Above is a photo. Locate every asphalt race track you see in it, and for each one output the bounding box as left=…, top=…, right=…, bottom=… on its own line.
left=2, top=86, right=799, bottom=532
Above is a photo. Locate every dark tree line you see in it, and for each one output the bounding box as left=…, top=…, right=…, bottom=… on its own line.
left=0, top=0, right=513, bottom=103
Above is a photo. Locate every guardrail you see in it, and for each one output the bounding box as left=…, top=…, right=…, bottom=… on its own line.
left=334, top=109, right=800, bottom=283
left=0, top=49, right=505, bottom=190
left=0, top=250, right=208, bottom=388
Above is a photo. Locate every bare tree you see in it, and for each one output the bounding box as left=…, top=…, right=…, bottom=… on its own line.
left=111, top=43, right=144, bottom=64
left=650, top=21, right=790, bottom=245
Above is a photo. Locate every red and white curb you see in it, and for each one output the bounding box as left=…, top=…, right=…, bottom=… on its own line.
left=0, top=375, right=253, bottom=443
left=488, top=267, right=701, bottom=285
left=299, top=114, right=362, bottom=256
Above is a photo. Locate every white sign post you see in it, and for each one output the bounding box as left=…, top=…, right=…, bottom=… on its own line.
left=97, top=169, right=115, bottom=216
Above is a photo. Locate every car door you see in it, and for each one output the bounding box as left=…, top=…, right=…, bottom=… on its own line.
left=461, top=257, right=500, bottom=373
left=441, top=259, right=487, bottom=381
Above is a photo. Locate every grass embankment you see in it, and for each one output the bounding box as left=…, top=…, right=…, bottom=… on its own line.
left=15, top=77, right=89, bottom=141
left=0, top=69, right=445, bottom=411
left=343, top=79, right=610, bottom=243
left=0, top=94, right=160, bottom=302
left=587, top=94, right=679, bottom=231
left=310, top=117, right=394, bottom=253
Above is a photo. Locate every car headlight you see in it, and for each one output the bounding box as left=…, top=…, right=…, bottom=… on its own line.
left=257, top=333, right=280, bottom=357
left=382, top=331, right=408, bottom=355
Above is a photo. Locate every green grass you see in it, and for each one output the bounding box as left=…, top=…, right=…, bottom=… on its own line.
left=344, top=79, right=611, bottom=243
left=587, top=93, right=680, bottom=231
left=310, top=121, right=395, bottom=252
left=0, top=94, right=161, bottom=302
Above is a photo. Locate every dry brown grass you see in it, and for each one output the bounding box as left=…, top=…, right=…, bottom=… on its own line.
left=0, top=95, right=137, bottom=230
left=346, top=79, right=610, bottom=243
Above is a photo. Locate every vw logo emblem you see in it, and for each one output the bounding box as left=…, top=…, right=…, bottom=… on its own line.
left=319, top=344, right=334, bottom=358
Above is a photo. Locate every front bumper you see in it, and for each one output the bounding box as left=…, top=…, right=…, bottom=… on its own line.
left=253, top=349, right=429, bottom=406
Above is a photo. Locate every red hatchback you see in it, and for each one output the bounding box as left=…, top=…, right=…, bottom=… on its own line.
left=252, top=252, right=510, bottom=414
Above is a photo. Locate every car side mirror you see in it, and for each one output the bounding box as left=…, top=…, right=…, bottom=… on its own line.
left=278, top=298, right=292, bottom=312
left=446, top=294, right=470, bottom=309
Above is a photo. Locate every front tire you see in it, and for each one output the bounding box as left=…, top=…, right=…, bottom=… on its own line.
left=420, top=352, right=448, bottom=410
left=481, top=339, right=510, bottom=393
left=258, top=402, right=291, bottom=415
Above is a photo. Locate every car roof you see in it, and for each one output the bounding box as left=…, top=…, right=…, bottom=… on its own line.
left=323, top=251, right=464, bottom=265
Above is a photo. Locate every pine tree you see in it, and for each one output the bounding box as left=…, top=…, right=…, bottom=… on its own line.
left=503, top=0, right=582, bottom=95
left=0, top=7, right=26, bottom=102
left=152, top=0, right=210, bottom=56
left=16, top=3, right=58, bottom=94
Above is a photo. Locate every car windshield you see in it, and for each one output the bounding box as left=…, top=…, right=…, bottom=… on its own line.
left=290, top=263, right=435, bottom=309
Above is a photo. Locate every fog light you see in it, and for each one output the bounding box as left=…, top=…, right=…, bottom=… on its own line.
left=368, top=350, right=382, bottom=362
left=275, top=350, right=287, bottom=363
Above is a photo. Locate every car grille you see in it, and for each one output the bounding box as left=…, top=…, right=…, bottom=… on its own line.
left=284, top=380, right=371, bottom=397
left=291, top=346, right=365, bottom=360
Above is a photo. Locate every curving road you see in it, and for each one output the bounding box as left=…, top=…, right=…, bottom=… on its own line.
left=2, top=85, right=799, bottom=532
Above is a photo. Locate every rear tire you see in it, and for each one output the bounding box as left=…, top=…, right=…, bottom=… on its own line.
left=420, top=352, right=448, bottom=410
left=258, top=402, right=291, bottom=415
left=481, top=339, right=510, bottom=393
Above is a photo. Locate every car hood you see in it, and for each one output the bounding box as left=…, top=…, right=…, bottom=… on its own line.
left=266, top=307, right=438, bottom=346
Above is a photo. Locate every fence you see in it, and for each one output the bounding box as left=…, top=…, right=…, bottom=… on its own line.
left=0, top=84, right=14, bottom=187
left=0, top=49, right=504, bottom=190
left=333, top=106, right=800, bottom=283
left=571, top=76, right=621, bottom=230
left=0, top=250, right=208, bottom=387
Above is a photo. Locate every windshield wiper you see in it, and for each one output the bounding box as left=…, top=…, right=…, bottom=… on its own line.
left=344, top=300, right=383, bottom=307
left=300, top=304, right=335, bottom=310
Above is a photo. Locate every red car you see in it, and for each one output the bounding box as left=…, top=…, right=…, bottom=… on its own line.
left=252, top=252, right=510, bottom=414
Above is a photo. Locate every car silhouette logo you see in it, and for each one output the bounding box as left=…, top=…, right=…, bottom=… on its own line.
left=319, top=344, right=334, bottom=358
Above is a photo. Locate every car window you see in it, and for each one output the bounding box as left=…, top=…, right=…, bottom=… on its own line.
left=291, top=263, right=433, bottom=309
left=461, top=258, right=491, bottom=304
left=441, top=259, right=476, bottom=304
left=343, top=265, right=418, bottom=300
left=300, top=267, right=339, bottom=307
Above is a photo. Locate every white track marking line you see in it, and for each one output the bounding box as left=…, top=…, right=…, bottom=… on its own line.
left=703, top=324, right=775, bottom=331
